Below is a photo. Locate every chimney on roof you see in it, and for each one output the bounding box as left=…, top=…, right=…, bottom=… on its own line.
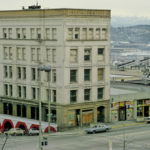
left=28, top=3, right=41, bottom=10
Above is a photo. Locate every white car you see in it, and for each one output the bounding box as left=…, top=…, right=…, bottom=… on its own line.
left=4, top=128, right=24, bottom=136
left=85, top=124, right=111, bottom=134
left=28, top=128, right=39, bottom=136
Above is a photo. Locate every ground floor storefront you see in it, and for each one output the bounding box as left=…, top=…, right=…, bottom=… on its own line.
left=111, top=100, right=134, bottom=122
left=0, top=97, right=57, bottom=124
left=137, top=99, right=150, bottom=118
left=0, top=97, right=110, bottom=129
left=111, top=99, right=150, bottom=122
left=56, top=100, right=110, bottom=129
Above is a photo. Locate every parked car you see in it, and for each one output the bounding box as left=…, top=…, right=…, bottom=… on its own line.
left=28, top=128, right=39, bottom=136
left=85, top=124, right=111, bottom=134
left=4, top=128, right=24, bottom=136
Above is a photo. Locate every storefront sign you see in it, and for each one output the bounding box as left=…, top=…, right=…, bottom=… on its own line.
left=120, top=102, right=125, bottom=107
left=126, top=101, right=134, bottom=108
left=113, top=102, right=119, bottom=109
left=146, top=100, right=150, bottom=105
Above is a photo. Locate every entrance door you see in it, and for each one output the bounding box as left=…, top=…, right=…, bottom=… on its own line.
left=119, top=107, right=126, bottom=121
left=144, top=106, right=149, bottom=117
left=97, top=106, right=105, bottom=123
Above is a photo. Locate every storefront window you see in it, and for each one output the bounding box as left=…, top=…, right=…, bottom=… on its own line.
left=137, top=107, right=143, bottom=117
left=137, top=100, right=143, bottom=105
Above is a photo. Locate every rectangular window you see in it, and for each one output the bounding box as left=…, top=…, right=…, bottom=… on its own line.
left=137, top=107, right=143, bottom=117
left=23, top=86, right=26, bottom=98
left=84, top=69, right=90, bottom=81
left=4, top=84, right=8, bottom=96
left=70, top=70, right=77, bottom=83
left=9, top=47, right=13, bottom=60
left=31, top=48, right=36, bottom=61
left=9, top=85, right=13, bottom=96
left=74, top=28, right=79, bottom=39
left=88, top=28, right=93, bottom=40
left=3, top=28, right=7, bottom=38
left=31, top=107, right=35, bottom=119
left=37, top=48, right=40, bottom=61
left=32, top=68, right=36, bottom=80
left=32, top=87, right=36, bottom=99
left=31, top=48, right=40, bottom=61
left=53, top=90, right=56, bottom=102
left=22, top=28, right=26, bottom=39
left=22, top=48, right=26, bottom=60
left=84, top=89, right=90, bottom=101
left=17, top=47, right=22, bottom=60
left=17, top=105, right=21, bottom=117
left=22, top=105, right=26, bottom=117
left=46, top=28, right=50, bottom=39
left=97, top=88, right=103, bottom=99
left=4, top=47, right=8, bottom=59
left=70, top=49, right=77, bottom=63
left=98, top=48, right=104, bottom=55
left=18, top=86, right=22, bottom=97
left=46, top=71, right=51, bottom=82
left=16, top=28, right=21, bottom=39
left=68, top=28, right=73, bottom=40
left=98, top=68, right=104, bottom=81
left=17, top=67, right=21, bottom=79
left=8, top=28, right=12, bottom=39
left=52, top=28, right=56, bottom=40
left=82, top=28, right=87, bottom=40
left=52, top=69, right=56, bottom=83
left=52, top=49, right=56, bottom=63
left=95, top=28, right=100, bottom=40
left=46, top=48, right=51, bottom=62
left=4, top=66, right=8, bottom=78
left=101, top=28, right=107, bottom=40
left=23, top=67, right=26, bottom=79
left=31, top=28, right=35, bottom=39
left=84, top=49, right=91, bottom=61
left=9, top=66, right=13, bottom=78
left=37, top=28, right=41, bottom=39
left=70, top=90, right=77, bottom=103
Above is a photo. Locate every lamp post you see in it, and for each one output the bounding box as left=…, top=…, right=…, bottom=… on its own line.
left=44, top=66, right=51, bottom=134
left=38, top=65, right=51, bottom=150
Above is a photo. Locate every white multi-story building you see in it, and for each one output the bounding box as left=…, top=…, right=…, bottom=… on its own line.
left=0, top=8, right=111, bottom=128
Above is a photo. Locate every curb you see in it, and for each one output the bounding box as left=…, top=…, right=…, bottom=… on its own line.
left=48, top=122, right=147, bottom=136
left=112, top=122, right=146, bottom=129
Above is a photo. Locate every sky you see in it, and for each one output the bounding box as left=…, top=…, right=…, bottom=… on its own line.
left=0, top=0, right=150, bottom=18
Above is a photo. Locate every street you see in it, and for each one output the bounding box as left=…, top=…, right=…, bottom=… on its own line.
left=1, top=124, right=150, bottom=150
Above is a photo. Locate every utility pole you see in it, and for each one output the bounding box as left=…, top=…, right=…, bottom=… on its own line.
left=38, top=66, right=43, bottom=150
left=45, top=68, right=51, bottom=134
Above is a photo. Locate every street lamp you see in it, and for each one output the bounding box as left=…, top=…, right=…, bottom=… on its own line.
left=44, top=66, right=51, bottom=134
left=38, top=65, right=51, bottom=150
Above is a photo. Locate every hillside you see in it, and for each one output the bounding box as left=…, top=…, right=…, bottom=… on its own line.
left=111, top=25, right=150, bottom=43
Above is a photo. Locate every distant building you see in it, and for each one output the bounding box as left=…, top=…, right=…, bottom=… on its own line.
left=110, top=81, right=150, bottom=122
left=0, top=8, right=111, bottom=129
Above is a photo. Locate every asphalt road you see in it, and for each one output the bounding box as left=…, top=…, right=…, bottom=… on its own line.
left=1, top=124, right=150, bottom=150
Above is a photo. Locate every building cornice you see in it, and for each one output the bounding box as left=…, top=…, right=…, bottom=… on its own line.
left=0, top=8, right=111, bottom=19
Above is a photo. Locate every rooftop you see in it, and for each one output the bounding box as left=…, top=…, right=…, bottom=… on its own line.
left=0, top=8, right=111, bottom=19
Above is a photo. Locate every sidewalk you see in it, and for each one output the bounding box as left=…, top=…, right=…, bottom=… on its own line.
left=48, top=120, right=146, bottom=136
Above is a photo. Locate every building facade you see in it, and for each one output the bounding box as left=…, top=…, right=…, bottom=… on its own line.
left=110, top=81, right=150, bottom=122
left=0, top=8, right=111, bottom=128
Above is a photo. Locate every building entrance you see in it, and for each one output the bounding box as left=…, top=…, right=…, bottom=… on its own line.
left=144, top=106, right=149, bottom=117
left=119, top=107, right=126, bottom=121
left=97, top=106, right=105, bottom=122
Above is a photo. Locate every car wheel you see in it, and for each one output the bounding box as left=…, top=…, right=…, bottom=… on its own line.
left=93, top=131, right=96, bottom=134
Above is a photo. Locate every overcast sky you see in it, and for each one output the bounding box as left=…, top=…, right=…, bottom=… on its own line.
left=0, top=0, right=150, bottom=18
